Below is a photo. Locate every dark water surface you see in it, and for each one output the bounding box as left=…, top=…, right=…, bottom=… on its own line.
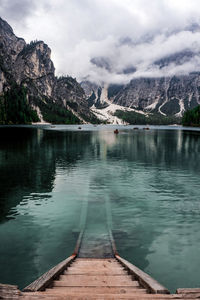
left=0, top=125, right=200, bottom=292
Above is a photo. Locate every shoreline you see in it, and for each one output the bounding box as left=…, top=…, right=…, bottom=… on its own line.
left=1, top=124, right=200, bottom=132
left=33, top=124, right=200, bottom=132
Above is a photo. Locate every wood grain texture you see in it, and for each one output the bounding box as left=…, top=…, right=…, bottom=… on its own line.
left=177, top=288, right=200, bottom=294
left=109, top=230, right=118, bottom=255
left=116, top=255, right=170, bottom=294
left=23, top=254, right=76, bottom=292
left=74, top=230, right=84, bottom=255
left=0, top=283, right=21, bottom=299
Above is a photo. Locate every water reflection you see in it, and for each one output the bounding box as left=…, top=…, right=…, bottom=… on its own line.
left=0, top=127, right=200, bottom=292
left=0, top=128, right=55, bottom=222
left=0, top=128, right=93, bottom=288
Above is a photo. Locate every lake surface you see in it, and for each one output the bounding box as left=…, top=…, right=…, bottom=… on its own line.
left=0, top=125, right=200, bottom=292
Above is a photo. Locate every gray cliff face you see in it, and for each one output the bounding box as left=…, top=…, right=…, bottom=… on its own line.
left=113, top=75, right=200, bottom=116
left=81, top=81, right=99, bottom=98
left=81, top=48, right=200, bottom=116
left=54, top=77, right=89, bottom=116
left=13, top=41, right=55, bottom=99
left=82, top=73, right=200, bottom=116
left=0, top=17, right=93, bottom=122
left=81, top=81, right=101, bottom=107
left=0, top=18, right=26, bottom=69
left=80, top=81, right=109, bottom=108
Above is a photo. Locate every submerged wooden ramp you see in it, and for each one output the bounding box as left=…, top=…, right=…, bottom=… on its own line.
left=1, top=258, right=200, bottom=299
left=21, top=256, right=169, bottom=299
left=2, top=255, right=200, bottom=299
left=1, top=230, right=200, bottom=299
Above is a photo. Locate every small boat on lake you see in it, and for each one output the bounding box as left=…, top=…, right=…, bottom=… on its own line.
left=114, top=129, right=119, bottom=134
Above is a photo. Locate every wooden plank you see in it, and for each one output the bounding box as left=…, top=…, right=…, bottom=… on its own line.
left=116, top=255, right=170, bottom=295
left=46, top=286, right=146, bottom=294
left=76, top=258, right=116, bottom=261
left=65, top=269, right=126, bottom=275
left=59, top=274, right=132, bottom=282
left=21, top=292, right=183, bottom=299
left=74, top=258, right=116, bottom=263
left=21, top=295, right=59, bottom=299
left=72, top=260, right=119, bottom=268
left=176, top=294, right=200, bottom=299
left=23, top=254, right=76, bottom=292
left=22, top=293, right=173, bottom=299
left=177, top=288, right=200, bottom=294
left=53, top=277, right=140, bottom=287
left=70, top=263, right=122, bottom=268
left=109, top=230, right=118, bottom=255
left=0, top=283, right=21, bottom=299
left=69, top=267, right=124, bottom=270
left=73, top=230, right=84, bottom=255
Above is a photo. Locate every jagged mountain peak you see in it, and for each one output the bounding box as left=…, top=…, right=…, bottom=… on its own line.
left=0, top=16, right=14, bottom=35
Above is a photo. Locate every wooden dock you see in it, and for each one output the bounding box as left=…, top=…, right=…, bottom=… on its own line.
left=1, top=230, right=200, bottom=299
left=1, top=255, right=200, bottom=299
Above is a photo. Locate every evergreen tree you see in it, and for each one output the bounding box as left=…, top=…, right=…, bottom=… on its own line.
left=0, top=84, right=39, bottom=124
left=182, top=105, right=200, bottom=126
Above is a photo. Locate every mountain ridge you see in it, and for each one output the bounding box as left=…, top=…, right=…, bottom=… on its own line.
left=82, top=64, right=200, bottom=117
left=0, top=17, right=97, bottom=124
left=1, top=16, right=200, bottom=124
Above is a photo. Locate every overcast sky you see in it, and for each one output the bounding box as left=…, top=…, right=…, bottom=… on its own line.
left=1, top=0, right=200, bottom=84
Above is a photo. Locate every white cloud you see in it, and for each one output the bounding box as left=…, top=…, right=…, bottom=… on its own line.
left=1, top=0, right=200, bottom=84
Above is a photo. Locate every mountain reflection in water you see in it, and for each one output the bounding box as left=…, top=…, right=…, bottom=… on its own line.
left=0, top=126, right=200, bottom=292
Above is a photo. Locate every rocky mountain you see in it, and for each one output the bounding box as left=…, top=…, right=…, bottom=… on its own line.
left=0, top=17, right=96, bottom=124
left=2, top=16, right=199, bottom=124
left=82, top=50, right=200, bottom=117
left=113, top=74, right=200, bottom=116
left=81, top=81, right=110, bottom=109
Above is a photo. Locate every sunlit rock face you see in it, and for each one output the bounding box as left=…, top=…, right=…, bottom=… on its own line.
left=12, top=41, right=55, bottom=98
left=0, top=17, right=94, bottom=122
left=15, top=41, right=55, bottom=79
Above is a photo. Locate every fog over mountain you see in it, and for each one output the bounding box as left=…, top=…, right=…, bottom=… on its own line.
left=1, top=0, right=200, bottom=85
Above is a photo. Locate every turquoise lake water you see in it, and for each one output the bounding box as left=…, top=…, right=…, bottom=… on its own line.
left=0, top=125, right=200, bottom=292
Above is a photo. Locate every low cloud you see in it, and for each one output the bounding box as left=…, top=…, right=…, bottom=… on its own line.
left=1, top=0, right=200, bottom=84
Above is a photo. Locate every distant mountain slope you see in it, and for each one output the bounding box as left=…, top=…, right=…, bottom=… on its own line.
left=82, top=50, right=200, bottom=117
left=113, top=74, right=200, bottom=116
left=0, top=17, right=97, bottom=124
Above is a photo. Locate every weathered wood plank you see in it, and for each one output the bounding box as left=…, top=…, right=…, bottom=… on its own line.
left=59, top=274, right=132, bottom=283
left=74, top=230, right=84, bottom=255
left=65, top=269, right=126, bottom=275
left=0, top=283, right=21, bottom=299
left=53, top=278, right=140, bottom=287
left=45, top=286, right=147, bottom=294
left=177, top=293, right=200, bottom=299
left=23, top=254, right=76, bottom=292
left=177, top=288, right=200, bottom=294
left=116, top=255, right=170, bottom=294
left=22, top=292, right=176, bottom=299
left=109, top=230, right=118, bottom=255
